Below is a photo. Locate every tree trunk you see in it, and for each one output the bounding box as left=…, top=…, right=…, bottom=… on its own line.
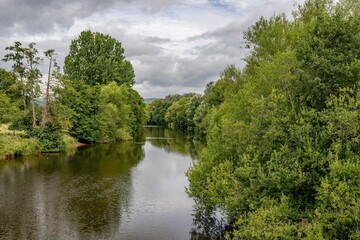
left=41, top=57, right=52, bottom=126
left=21, top=77, right=26, bottom=109
left=31, top=88, right=37, bottom=129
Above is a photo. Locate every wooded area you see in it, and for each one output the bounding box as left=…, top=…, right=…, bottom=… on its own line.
left=147, top=0, right=360, bottom=238
left=0, top=30, right=146, bottom=156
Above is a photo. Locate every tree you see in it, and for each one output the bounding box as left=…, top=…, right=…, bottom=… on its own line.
left=0, top=91, right=19, bottom=123
left=146, top=94, right=183, bottom=126
left=3, top=42, right=42, bottom=129
left=0, top=68, right=21, bottom=101
left=2, top=42, right=27, bottom=109
left=41, top=49, right=60, bottom=126
left=24, top=43, right=42, bottom=129
left=64, top=30, right=135, bottom=86
left=55, top=79, right=103, bottom=143
left=187, top=0, right=360, bottom=238
left=99, top=82, right=132, bottom=141
left=165, top=96, right=192, bottom=130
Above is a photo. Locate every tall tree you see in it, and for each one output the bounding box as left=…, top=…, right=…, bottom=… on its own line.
left=41, top=49, right=60, bottom=126
left=3, top=42, right=42, bottom=129
left=64, top=30, right=135, bottom=86
left=2, top=42, right=27, bottom=109
left=24, top=43, right=42, bottom=129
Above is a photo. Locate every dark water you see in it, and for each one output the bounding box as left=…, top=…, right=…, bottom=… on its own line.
left=0, top=127, right=211, bottom=240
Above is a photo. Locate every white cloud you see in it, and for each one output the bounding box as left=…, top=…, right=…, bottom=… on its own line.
left=0, top=0, right=305, bottom=98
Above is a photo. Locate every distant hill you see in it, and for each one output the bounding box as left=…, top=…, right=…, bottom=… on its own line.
left=35, top=98, right=45, bottom=106
left=144, top=98, right=158, bottom=104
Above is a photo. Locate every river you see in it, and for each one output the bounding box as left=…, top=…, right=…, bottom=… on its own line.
left=0, top=127, right=216, bottom=240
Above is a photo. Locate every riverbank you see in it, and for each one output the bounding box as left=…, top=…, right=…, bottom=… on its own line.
left=0, top=134, right=40, bottom=159
left=0, top=124, right=79, bottom=160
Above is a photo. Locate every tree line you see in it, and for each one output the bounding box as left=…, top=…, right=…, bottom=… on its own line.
left=147, top=0, right=360, bottom=238
left=0, top=30, right=146, bottom=154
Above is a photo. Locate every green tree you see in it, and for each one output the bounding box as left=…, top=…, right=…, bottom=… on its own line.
left=124, top=87, right=147, bottom=133
left=24, top=43, right=42, bottom=129
left=0, top=68, right=22, bottom=102
left=185, top=94, right=202, bottom=131
left=293, top=0, right=360, bottom=109
left=165, top=96, right=192, bottom=130
left=55, top=79, right=103, bottom=143
left=64, top=30, right=135, bottom=86
left=194, top=65, right=241, bottom=137
left=99, top=82, right=132, bottom=141
left=146, top=94, right=182, bottom=126
left=2, top=42, right=27, bottom=109
left=187, top=0, right=360, bottom=238
left=3, top=42, right=42, bottom=129
left=0, top=91, right=19, bottom=123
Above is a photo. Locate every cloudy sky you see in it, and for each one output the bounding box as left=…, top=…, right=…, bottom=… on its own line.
left=0, top=0, right=304, bottom=98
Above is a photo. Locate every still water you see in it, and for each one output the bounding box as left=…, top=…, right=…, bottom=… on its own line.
left=0, top=127, right=207, bottom=240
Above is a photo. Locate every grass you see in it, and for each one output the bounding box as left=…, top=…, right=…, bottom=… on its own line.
left=0, top=124, right=40, bottom=159
left=0, top=124, right=81, bottom=160
left=0, top=135, right=41, bottom=159
left=0, top=123, right=25, bottom=136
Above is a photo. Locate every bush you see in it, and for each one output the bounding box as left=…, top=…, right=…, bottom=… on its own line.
left=31, top=124, right=65, bottom=152
left=0, top=135, right=41, bottom=158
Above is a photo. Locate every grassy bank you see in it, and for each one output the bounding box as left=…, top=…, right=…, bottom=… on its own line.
left=0, top=135, right=41, bottom=159
left=0, top=124, right=78, bottom=160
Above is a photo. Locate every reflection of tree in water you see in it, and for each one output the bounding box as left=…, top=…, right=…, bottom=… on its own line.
left=62, top=141, right=145, bottom=238
left=144, top=127, right=203, bottom=159
left=0, top=153, right=72, bottom=239
left=0, top=141, right=145, bottom=239
left=189, top=210, right=228, bottom=240
left=144, top=127, right=226, bottom=240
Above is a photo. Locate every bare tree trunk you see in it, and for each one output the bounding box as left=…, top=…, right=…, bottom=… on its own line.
left=31, top=88, right=37, bottom=129
left=41, top=57, right=52, bottom=126
left=21, top=77, right=26, bottom=109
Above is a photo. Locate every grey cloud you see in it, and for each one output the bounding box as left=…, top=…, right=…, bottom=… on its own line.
left=144, top=36, right=171, bottom=44
left=131, top=48, right=239, bottom=92
left=0, top=0, right=305, bottom=99
left=0, top=0, right=180, bottom=36
left=0, top=0, right=113, bottom=35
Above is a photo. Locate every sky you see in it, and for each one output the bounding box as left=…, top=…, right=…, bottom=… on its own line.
left=0, top=0, right=304, bottom=98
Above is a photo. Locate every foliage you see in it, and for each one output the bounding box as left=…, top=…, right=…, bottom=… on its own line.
left=56, top=31, right=145, bottom=143
left=99, top=82, right=133, bottom=141
left=123, top=86, right=147, bottom=133
left=30, top=124, right=66, bottom=152
left=0, top=91, right=20, bottom=123
left=54, top=79, right=103, bottom=143
left=0, top=68, right=22, bottom=103
left=147, top=98, right=172, bottom=126
left=0, top=134, right=41, bottom=158
left=186, top=0, right=360, bottom=238
left=194, top=65, right=241, bottom=137
left=146, top=94, right=183, bottom=126
left=54, top=79, right=145, bottom=143
left=165, top=96, right=192, bottom=130
left=64, top=30, right=135, bottom=86
left=1, top=32, right=145, bottom=153
left=3, top=42, right=42, bottom=128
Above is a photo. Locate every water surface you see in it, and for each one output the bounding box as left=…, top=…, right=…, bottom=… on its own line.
left=0, top=128, right=206, bottom=240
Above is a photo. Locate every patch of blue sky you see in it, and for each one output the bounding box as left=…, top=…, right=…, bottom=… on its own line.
left=207, top=0, right=240, bottom=14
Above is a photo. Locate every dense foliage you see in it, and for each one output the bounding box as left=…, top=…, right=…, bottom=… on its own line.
left=147, top=0, right=360, bottom=238
left=1, top=30, right=145, bottom=155
left=1, top=0, right=359, bottom=237
left=64, top=30, right=135, bottom=86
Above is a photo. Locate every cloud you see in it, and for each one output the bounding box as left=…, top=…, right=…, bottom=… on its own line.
left=0, top=0, right=181, bottom=36
left=0, top=0, right=305, bottom=99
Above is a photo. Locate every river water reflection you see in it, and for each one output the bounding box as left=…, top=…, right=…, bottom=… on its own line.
left=0, top=127, right=208, bottom=240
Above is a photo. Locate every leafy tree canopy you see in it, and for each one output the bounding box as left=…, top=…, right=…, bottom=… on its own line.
left=64, top=30, right=135, bottom=86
